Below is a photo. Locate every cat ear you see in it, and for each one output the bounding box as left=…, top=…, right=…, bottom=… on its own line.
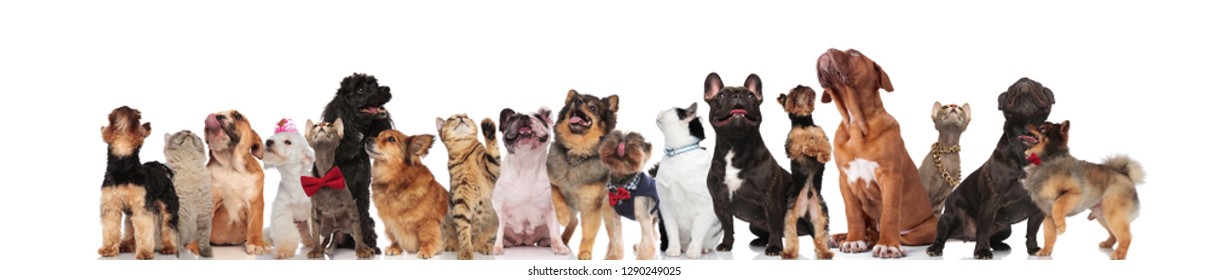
left=932, top=102, right=943, bottom=121
left=435, top=117, right=446, bottom=131
left=962, top=103, right=972, bottom=122
left=684, top=102, right=698, bottom=119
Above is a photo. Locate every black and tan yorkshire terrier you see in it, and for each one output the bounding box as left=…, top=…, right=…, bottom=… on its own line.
left=98, top=106, right=181, bottom=260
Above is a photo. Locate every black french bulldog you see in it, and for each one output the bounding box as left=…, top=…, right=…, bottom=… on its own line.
left=702, top=72, right=812, bottom=256
left=926, top=77, right=1055, bottom=259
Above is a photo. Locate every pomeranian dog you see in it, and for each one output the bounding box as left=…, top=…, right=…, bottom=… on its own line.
left=368, top=129, right=448, bottom=259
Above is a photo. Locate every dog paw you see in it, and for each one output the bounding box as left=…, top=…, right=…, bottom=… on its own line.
left=307, top=250, right=325, bottom=259
left=159, top=246, right=177, bottom=255
left=991, top=241, right=1011, bottom=251
left=119, top=240, right=136, bottom=253
left=493, top=245, right=505, bottom=255
left=135, top=250, right=155, bottom=260
left=871, top=244, right=905, bottom=258
left=974, top=247, right=994, bottom=259
left=685, top=249, right=702, bottom=259
left=715, top=243, right=733, bottom=252
left=98, top=245, right=119, bottom=257
left=457, top=250, right=474, bottom=260
left=552, top=243, right=571, bottom=255
left=749, top=237, right=769, bottom=247
left=385, top=245, right=403, bottom=256
left=780, top=248, right=798, bottom=259
left=840, top=240, right=868, bottom=253
left=356, top=247, right=375, bottom=259
left=816, top=250, right=835, bottom=260
left=417, top=248, right=438, bottom=259
left=274, top=248, right=296, bottom=259
left=577, top=251, right=592, bottom=260
left=245, top=244, right=269, bottom=255
left=1035, top=248, right=1052, bottom=257
left=926, top=244, right=944, bottom=257
left=1099, top=241, right=1115, bottom=249
left=665, top=244, right=681, bottom=257
left=1110, top=250, right=1126, bottom=260
left=764, top=244, right=783, bottom=256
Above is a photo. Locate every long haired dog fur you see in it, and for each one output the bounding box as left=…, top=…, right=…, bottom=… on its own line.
left=1022, top=121, right=1144, bottom=260
left=321, top=73, right=393, bottom=253
left=305, top=118, right=375, bottom=259
left=927, top=78, right=1054, bottom=259
left=262, top=119, right=316, bottom=259
left=492, top=107, right=570, bottom=255
left=368, top=130, right=448, bottom=259
left=164, top=130, right=213, bottom=258
left=99, top=106, right=180, bottom=260
left=547, top=90, right=622, bottom=260
left=204, top=109, right=269, bottom=254
left=652, top=102, right=722, bottom=259
left=436, top=114, right=502, bottom=260
left=600, top=131, right=662, bottom=260
left=919, top=102, right=971, bottom=216
left=775, top=86, right=834, bottom=259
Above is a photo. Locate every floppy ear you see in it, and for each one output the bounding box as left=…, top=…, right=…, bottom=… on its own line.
left=140, top=122, right=152, bottom=138
left=604, top=95, right=619, bottom=113
left=1043, top=87, right=1056, bottom=105
left=777, top=94, right=788, bottom=108
left=997, top=91, right=1009, bottom=110
left=408, top=134, right=435, bottom=162
left=684, top=102, right=698, bottom=119
left=821, top=89, right=833, bottom=103
left=565, top=90, right=578, bottom=104
left=744, top=73, right=762, bottom=101
left=704, top=72, right=723, bottom=101
left=249, top=130, right=264, bottom=159
left=435, top=117, right=446, bottom=131
left=537, top=106, right=553, bottom=125
left=875, top=63, right=894, bottom=92
left=932, top=102, right=943, bottom=121
left=101, top=126, right=109, bottom=142
left=962, top=103, right=972, bottom=122
left=499, top=108, right=516, bottom=130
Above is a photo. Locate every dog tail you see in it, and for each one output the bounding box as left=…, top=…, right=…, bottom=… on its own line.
left=647, top=163, right=660, bottom=178
left=1102, top=155, right=1145, bottom=185
left=144, top=161, right=181, bottom=230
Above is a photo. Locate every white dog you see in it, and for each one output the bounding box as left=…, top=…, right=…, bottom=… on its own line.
left=492, top=107, right=570, bottom=255
left=653, top=103, right=721, bottom=258
left=262, top=119, right=316, bottom=259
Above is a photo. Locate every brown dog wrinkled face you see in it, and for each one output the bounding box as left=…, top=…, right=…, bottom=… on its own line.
left=598, top=131, right=652, bottom=174
left=367, top=129, right=434, bottom=166
left=101, top=106, right=152, bottom=157
left=816, top=48, right=894, bottom=104
left=932, top=102, right=972, bottom=131
left=777, top=85, right=818, bottom=116
left=204, top=109, right=263, bottom=159
left=1022, top=121, right=1069, bottom=158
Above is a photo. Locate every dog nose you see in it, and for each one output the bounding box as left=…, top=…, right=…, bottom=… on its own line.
left=215, top=115, right=226, bottom=121
left=265, top=139, right=274, bottom=148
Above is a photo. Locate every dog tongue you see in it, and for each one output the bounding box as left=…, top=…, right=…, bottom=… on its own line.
left=570, top=116, right=585, bottom=125
left=730, top=109, right=747, bottom=115
left=205, top=114, right=220, bottom=129
left=617, top=143, right=626, bottom=156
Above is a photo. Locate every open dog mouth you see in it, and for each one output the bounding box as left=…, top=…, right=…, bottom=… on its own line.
left=359, top=103, right=387, bottom=115
left=506, top=126, right=549, bottom=143
left=1018, top=134, right=1039, bottom=147
left=568, top=110, right=593, bottom=129
left=716, top=108, right=751, bottom=124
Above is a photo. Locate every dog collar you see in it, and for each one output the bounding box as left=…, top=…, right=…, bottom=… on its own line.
left=607, top=173, right=642, bottom=192
left=1027, top=153, right=1042, bottom=166
left=664, top=142, right=702, bottom=157
left=789, top=115, right=815, bottom=128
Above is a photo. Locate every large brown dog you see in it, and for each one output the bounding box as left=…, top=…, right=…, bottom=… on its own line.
left=547, top=90, right=621, bottom=260
left=816, top=48, right=937, bottom=258
left=204, top=110, right=270, bottom=255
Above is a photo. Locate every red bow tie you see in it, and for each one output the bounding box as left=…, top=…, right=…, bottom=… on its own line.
left=608, top=188, right=631, bottom=207
left=301, top=166, right=345, bottom=197
left=1027, top=153, right=1042, bottom=166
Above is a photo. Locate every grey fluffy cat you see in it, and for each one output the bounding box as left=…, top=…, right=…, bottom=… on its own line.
left=164, top=130, right=214, bottom=257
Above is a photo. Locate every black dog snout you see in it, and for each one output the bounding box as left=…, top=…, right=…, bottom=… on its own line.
left=265, top=139, right=274, bottom=148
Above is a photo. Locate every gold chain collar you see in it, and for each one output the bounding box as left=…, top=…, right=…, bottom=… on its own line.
left=931, top=142, right=961, bottom=187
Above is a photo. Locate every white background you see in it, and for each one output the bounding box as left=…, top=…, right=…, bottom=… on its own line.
left=1, top=0, right=1203, bottom=278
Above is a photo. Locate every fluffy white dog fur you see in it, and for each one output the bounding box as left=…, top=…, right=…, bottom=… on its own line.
left=653, top=103, right=722, bottom=258
left=262, top=125, right=316, bottom=259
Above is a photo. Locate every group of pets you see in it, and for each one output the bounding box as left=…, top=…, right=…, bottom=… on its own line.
left=97, top=48, right=1144, bottom=261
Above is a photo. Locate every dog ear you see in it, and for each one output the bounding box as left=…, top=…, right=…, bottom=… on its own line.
left=101, top=126, right=110, bottom=142
left=565, top=90, right=578, bottom=104
left=704, top=72, right=723, bottom=102
left=499, top=108, right=516, bottom=129
left=537, top=106, right=553, bottom=125
left=140, top=122, right=152, bottom=138
left=685, top=102, right=698, bottom=120
left=249, top=130, right=264, bottom=159
left=435, top=117, right=446, bottom=131
left=932, top=102, right=943, bottom=121
left=875, top=63, right=894, bottom=92
left=408, top=134, right=435, bottom=161
left=777, top=94, right=788, bottom=108
left=744, top=73, right=763, bottom=101
left=961, top=103, right=972, bottom=122
left=821, top=89, right=833, bottom=103
left=1059, top=120, right=1070, bottom=136
left=604, top=95, right=619, bottom=113
left=1043, top=87, right=1056, bottom=105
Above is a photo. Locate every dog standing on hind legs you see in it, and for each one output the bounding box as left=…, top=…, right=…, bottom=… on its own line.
left=99, top=106, right=180, bottom=260
left=1021, top=121, right=1144, bottom=260
left=776, top=85, right=834, bottom=260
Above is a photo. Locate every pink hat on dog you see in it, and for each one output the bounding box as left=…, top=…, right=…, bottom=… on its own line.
left=275, top=118, right=298, bottom=134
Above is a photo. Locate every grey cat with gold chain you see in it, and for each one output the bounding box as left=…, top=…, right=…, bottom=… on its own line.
left=919, top=102, right=971, bottom=216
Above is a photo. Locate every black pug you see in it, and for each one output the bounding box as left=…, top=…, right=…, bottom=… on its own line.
left=322, top=73, right=393, bottom=253
left=926, top=77, right=1055, bottom=259
left=702, top=72, right=811, bottom=256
